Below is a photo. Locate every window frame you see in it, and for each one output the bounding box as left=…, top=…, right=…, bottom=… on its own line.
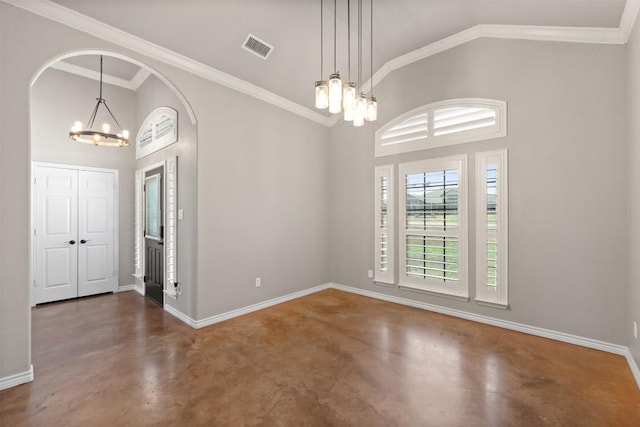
left=374, top=165, right=395, bottom=285
left=375, top=99, right=507, bottom=157
left=475, top=149, right=509, bottom=309
left=398, top=155, right=469, bottom=300
left=136, top=107, right=178, bottom=159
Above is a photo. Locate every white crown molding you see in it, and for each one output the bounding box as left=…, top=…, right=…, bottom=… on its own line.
left=130, top=67, right=151, bottom=91
left=3, top=0, right=638, bottom=128
left=0, top=365, right=33, bottom=391
left=1, top=0, right=332, bottom=127
left=621, top=0, right=640, bottom=40
left=49, top=60, right=137, bottom=91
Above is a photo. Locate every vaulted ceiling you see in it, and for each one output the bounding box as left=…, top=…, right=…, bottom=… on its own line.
left=48, top=0, right=629, bottom=117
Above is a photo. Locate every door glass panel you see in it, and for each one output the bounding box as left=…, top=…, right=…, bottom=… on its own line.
left=145, top=174, right=161, bottom=240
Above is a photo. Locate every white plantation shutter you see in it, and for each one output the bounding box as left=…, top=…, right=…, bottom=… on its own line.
left=134, top=169, right=143, bottom=289
left=433, top=106, right=496, bottom=136
left=165, top=156, right=178, bottom=298
left=399, top=155, right=468, bottom=299
left=376, top=99, right=506, bottom=157
left=476, top=150, right=508, bottom=308
left=380, top=113, right=428, bottom=146
left=374, top=165, right=394, bottom=284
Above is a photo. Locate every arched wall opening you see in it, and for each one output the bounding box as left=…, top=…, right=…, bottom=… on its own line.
left=28, top=49, right=199, bottom=356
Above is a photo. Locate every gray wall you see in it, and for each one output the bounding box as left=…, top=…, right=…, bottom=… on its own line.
left=31, top=68, right=136, bottom=288
left=135, top=73, right=198, bottom=319
left=0, top=2, right=330, bottom=380
left=628, top=14, right=640, bottom=366
left=329, top=38, right=628, bottom=344
left=191, top=74, right=330, bottom=320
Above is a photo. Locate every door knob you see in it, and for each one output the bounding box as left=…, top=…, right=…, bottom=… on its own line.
left=80, top=240, right=87, bottom=244
left=69, top=240, right=76, bottom=245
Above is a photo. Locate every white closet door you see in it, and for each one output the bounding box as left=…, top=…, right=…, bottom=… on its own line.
left=35, top=166, right=79, bottom=304
left=77, top=170, right=115, bottom=297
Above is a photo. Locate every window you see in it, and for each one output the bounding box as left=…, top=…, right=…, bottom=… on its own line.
left=374, top=165, right=394, bottom=284
left=136, top=107, right=178, bottom=159
left=476, top=150, right=508, bottom=308
left=398, top=155, right=468, bottom=299
left=375, top=99, right=506, bottom=157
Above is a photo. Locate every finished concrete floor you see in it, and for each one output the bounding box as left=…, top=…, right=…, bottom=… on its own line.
left=1, top=289, right=639, bottom=425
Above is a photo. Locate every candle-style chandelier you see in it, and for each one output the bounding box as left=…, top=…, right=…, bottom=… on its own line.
left=69, top=55, right=130, bottom=147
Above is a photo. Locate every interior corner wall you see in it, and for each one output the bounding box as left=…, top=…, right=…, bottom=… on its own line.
left=329, top=37, right=628, bottom=344
left=627, top=11, right=640, bottom=366
left=135, top=74, right=198, bottom=319
left=191, top=79, right=331, bottom=320
left=31, top=68, right=137, bottom=289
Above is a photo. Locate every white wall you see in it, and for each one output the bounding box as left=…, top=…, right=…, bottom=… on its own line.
left=31, top=68, right=137, bottom=288
left=329, top=38, right=628, bottom=344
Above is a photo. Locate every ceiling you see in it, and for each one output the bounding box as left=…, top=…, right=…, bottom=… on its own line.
left=64, top=54, right=142, bottom=81
left=49, top=0, right=628, bottom=113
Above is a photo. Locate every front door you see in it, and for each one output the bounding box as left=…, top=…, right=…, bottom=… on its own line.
left=145, top=167, right=164, bottom=306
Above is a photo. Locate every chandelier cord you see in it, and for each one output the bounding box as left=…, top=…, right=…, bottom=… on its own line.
left=86, top=55, right=124, bottom=132
left=347, top=0, right=351, bottom=83
left=358, top=0, right=362, bottom=90
left=320, top=0, right=323, bottom=79
left=370, top=0, right=373, bottom=96
left=333, top=0, right=337, bottom=72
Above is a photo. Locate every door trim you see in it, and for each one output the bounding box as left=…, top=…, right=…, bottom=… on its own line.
left=135, top=160, right=165, bottom=301
left=30, top=162, right=119, bottom=306
left=135, top=157, right=178, bottom=304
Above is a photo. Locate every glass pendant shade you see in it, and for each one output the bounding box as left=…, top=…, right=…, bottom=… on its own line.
left=315, top=81, right=329, bottom=109
left=343, top=83, right=356, bottom=121
left=353, top=94, right=367, bottom=127
left=328, top=73, right=343, bottom=114
left=366, top=96, right=377, bottom=122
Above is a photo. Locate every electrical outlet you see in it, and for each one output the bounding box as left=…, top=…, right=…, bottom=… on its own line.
left=367, top=270, right=373, bottom=279
left=255, top=277, right=261, bottom=287
left=634, top=321, right=638, bottom=340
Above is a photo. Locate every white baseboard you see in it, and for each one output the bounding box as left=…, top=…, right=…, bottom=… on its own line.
left=134, top=285, right=144, bottom=296
left=194, top=284, right=330, bottom=329
left=154, top=281, right=640, bottom=391
left=164, top=303, right=197, bottom=328
left=330, top=283, right=626, bottom=355
left=331, top=283, right=640, bottom=390
left=0, top=365, right=33, bottom=391
left=625, top=349, right=640, bottom=389
left=116, top=284, right=136, bottom=292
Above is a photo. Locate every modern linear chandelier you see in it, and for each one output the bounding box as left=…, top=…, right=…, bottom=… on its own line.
left=315, top=0, right=377, bottom=126
left=69, top=55, right=130, bottom=147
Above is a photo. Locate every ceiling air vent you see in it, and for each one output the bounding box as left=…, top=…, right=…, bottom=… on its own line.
left=242, top=34, right=274, bottom=59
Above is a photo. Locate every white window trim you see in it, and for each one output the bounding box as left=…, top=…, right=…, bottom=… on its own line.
left=398, top=154, right=469, bottom=300
left=375, top=98, right=507, bottom=157
left=475, top=149, right=508, bottom=309
left=374, top=165, right=395, bottom=285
